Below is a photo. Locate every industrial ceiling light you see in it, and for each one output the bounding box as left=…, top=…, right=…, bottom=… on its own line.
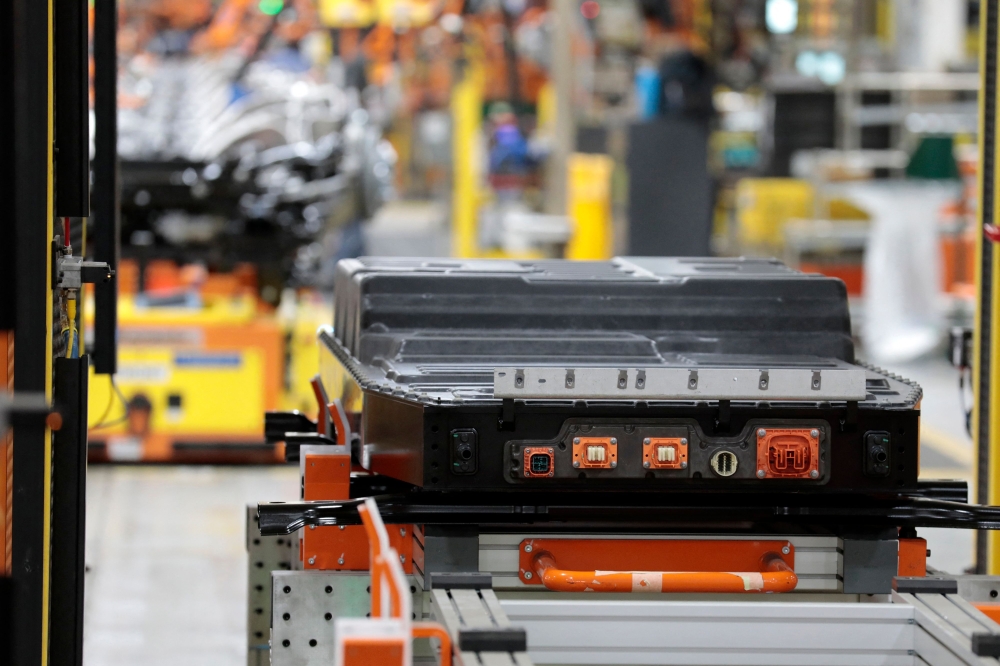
left=765, top=0, right=798, bottom=35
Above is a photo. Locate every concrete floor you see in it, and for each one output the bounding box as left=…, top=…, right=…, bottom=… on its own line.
left=83, top=465, right=299, bottom=666
left=81, top=357, right=978, bottom=665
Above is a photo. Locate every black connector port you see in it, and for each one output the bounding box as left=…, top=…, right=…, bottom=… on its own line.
left=864, top=431, right=891, bottom=477
left=530, top=454, right=551, bottom=474
left=451, top=429, right=478, bottom=475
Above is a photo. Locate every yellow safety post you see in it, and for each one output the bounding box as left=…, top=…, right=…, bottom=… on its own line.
left=451, top=63, right=484, bottom=258
left=565, top=153, right=614, bottom=260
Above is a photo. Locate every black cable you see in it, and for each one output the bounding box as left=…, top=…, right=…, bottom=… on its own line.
left=89, top=375, right=129, bottom=430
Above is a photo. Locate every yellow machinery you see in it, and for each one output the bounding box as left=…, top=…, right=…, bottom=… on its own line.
left=449, top=70, right=614, bottom=259
left=735, top=177, right=815, bottom=248
left=86, top=281, right=331, bottom=463
left=565, top=153, right=615, bottom=260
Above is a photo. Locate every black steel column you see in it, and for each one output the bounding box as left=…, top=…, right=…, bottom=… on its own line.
left=54, top=0, right=90, bottom=218
left=0, top=576, right=14, bottom=665
left=92, top=0, right=119, bottom=375
left=49, top=357, right=89, bottom=666
left=0, top=0, right=16, bottom=330
left=12, top=2, right=53, bottom=666
left=979, top=0, right=999, bottom=574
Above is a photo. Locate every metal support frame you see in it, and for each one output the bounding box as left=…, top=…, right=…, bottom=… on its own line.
left=53, top=0, right=90, bottom=217
left=494, top=593, right=1000, bottom=665
left=246, top=505, right=295, bottom=666
left=978, top=0, right=1000, bottom=575
left=269, top=570, right=426, bottom=666
left=92, top=0, right=119, bottom=375
left=0, top=0, right=15, bottom=330
left=429, top=588, right=532, bottom=666
left=48, top=357, right=89, bottom=666
left=11, top=0, right=55, bottom=665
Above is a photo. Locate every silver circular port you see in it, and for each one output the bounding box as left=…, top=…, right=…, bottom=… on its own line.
left=710, top=450, right=739, bottom=477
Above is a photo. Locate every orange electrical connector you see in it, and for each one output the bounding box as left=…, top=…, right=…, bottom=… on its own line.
left=643, top=437, right=688, bottom=470
left=523, top=447, right=555, bottom=478
left=755, top=427, right=821, bottom=479
left=572, top=437, right=617, bottom=470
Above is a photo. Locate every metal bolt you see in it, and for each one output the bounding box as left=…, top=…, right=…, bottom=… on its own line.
left=309, top=525, right=315, bottom=530
left=400, top=555, right=406, bottom=564
left=782, top=545, right=790, bottom=555
left=810, top=470, right=819, bottom=479
left=643, top=461, right=651, bottom=469
left=308, top=557, right=316, bottom=565
left=643, top=438, right=651, bottom=445
left=573, top=438, right=580, bottom=444
left=524, top=544, right=533, bottom=553
left=548, top=448, right=553, bottom=453
left=610, top=438, right=617, bottom=445
left=339, top=525, right=346, bottom=531
left=759, top=380, right=767, bottom=388
left=810, top=429, right=819, bottom=439
left=757, top=429, right=766, bottom=438
left=524, top=571, right=533, bottom=580
left=756, top=469, right=766, bottom=478
left=680, top=462, right=688, bottom=469
left=573, top=461, right=580, bottom=468
left=610, top=461, right=617, bottom=468
left=680, top=438, right=688, bottom=446
left=338, top=557, right=345, bottom=565
left=399, top=528, right=407, bottom=537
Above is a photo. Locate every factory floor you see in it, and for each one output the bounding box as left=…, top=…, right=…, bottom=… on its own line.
left=82, top=356, right=976, bottom=666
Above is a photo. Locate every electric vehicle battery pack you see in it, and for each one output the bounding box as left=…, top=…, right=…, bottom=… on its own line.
left=321, top=257, right=920, bottom=495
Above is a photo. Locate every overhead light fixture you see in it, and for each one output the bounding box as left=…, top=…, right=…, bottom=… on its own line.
left=766, top=0, right=798, bottom=34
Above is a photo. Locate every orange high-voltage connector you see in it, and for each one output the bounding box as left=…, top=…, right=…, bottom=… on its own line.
left=530, top=550, right=797, bottom=594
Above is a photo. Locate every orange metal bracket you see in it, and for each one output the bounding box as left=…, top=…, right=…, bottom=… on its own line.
left=357, top=499, right=453, bottom=666
left=327, top=398, right=351, bottom=446
left=310, top=376, right=330, bottom=437
left=519, top=538, right=797, bottom=594
left=898, top=538, right=928, bottom=577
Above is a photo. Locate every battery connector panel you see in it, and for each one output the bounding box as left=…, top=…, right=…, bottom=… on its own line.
left=755, top=427, right=821, bottom=479
left=505, top=418, right=833, bottom=486
left=572, top=437, right=618, bottom=469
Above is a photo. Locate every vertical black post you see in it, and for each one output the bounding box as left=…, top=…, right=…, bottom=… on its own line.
left=93, top=0, right=119, bottom=375
left=0, top=576, right=14, bottom=665
left=0, top=0, right=15, bottom=330
left=978, top=0, right=998, bottom=574
left=49, top=357, right=89, bottom=666
left=12, top=1, right=53, bottom=666
left=54, top=0, right=90, bottom=218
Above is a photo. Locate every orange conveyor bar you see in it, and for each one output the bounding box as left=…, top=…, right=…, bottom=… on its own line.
left=532, top=551, right=798, bottom=594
